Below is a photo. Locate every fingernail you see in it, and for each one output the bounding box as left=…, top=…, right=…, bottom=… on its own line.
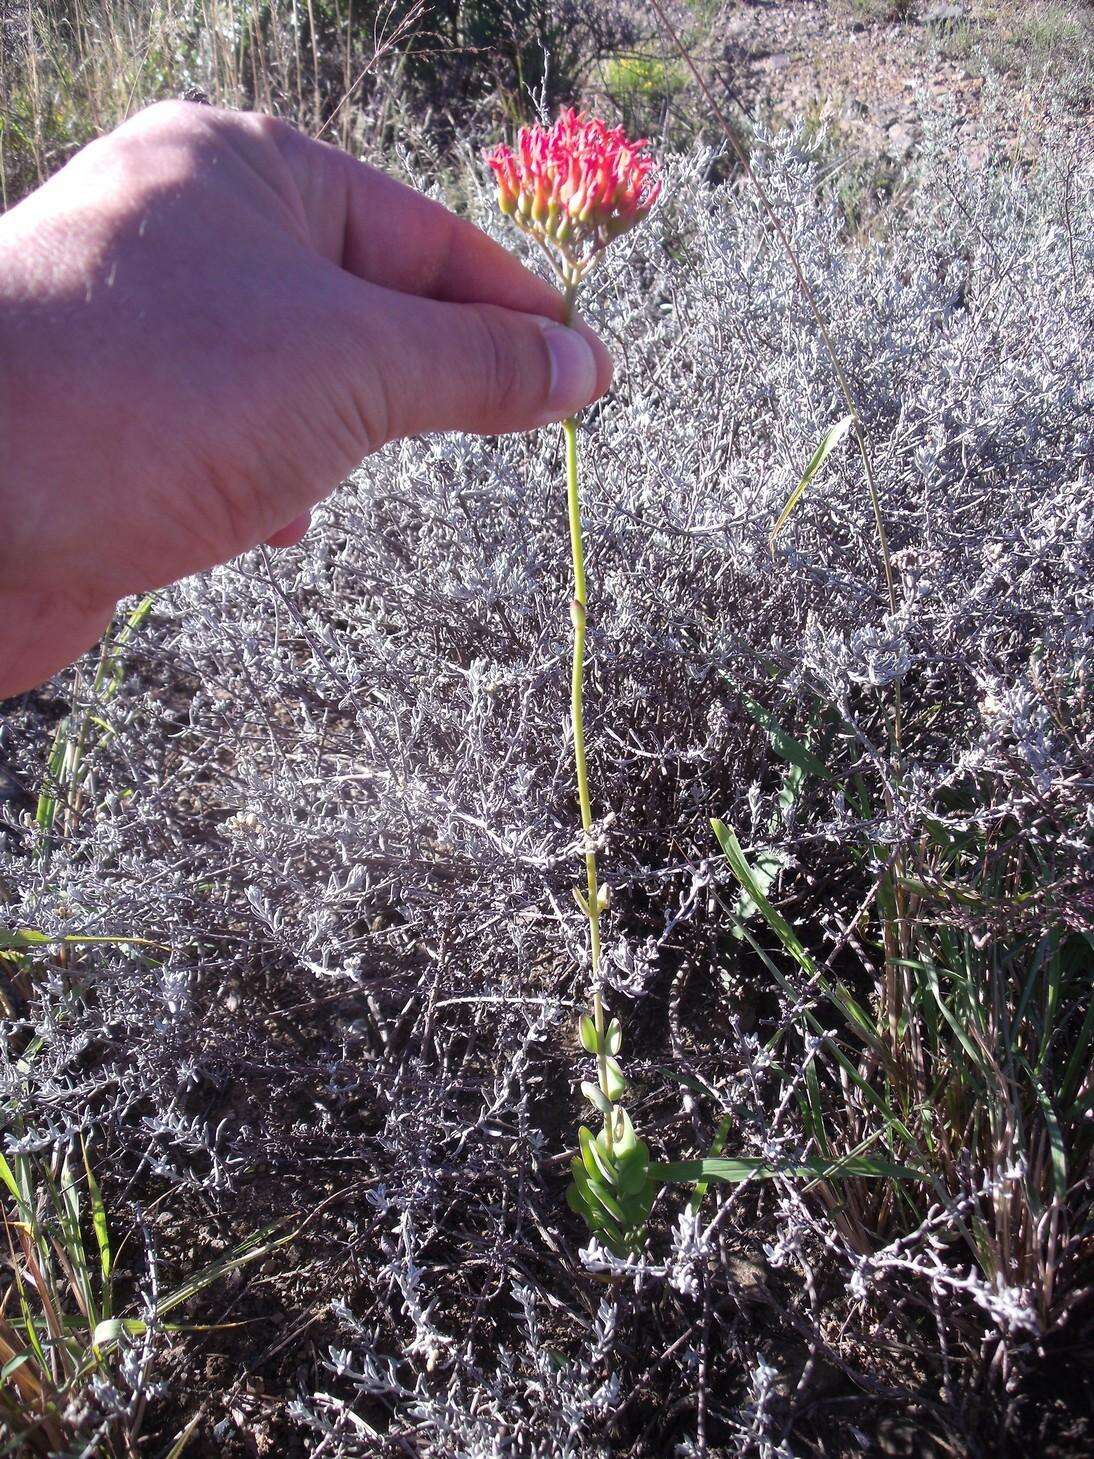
left=539, top=319, right=599, bottom=420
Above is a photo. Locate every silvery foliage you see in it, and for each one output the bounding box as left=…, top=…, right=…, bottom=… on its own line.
left=2, top=115, right=1090, bottom=1455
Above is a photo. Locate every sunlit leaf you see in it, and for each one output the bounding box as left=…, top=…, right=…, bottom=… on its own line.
left=769, top=414, right=854, bottom=547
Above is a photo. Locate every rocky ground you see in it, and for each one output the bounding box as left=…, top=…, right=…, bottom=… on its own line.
left=680, top=0, right=1091, bottom=169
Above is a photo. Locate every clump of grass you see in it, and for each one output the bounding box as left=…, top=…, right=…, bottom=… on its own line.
left=1000, top=4, right=1091, bottom=70
left=849, top=0, right=918, bottom=23
left=0, top=1140, right=129, bottom=1456
left=714, top=738, right=1092, bottom=1331
left=1, top=0, right=381, bottom=205
left=931, top=1, right=1092, bottom=104
left=34, top=595, right=154, bottom=864
left=0, top=1, right=642, bottom=208
left=0, top=1132, right=313, bottom=1454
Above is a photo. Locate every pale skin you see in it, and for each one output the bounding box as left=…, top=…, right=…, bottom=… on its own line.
left=0, top=101, right=613, bottom=698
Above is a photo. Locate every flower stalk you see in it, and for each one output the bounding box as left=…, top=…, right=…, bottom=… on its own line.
left=561, top=282, right=612, bottom=1148
left=487, top=110, right=660, bottom=1251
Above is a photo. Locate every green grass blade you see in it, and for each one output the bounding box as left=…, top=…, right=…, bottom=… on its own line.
left=688, top=1114, right=731, bottom=1216
left=1061, top=992, right=1094, bottom=1111
left=769, top=414, right=853, bottom=547
left=0, top=1151, right=22, bottom=1207
left=711, top=819, right=814, bottom=974
left=55, top=1155, right=96, bottom=1327
left=154, top=1220, right=295, bottom=1319
left=1024, top=1061, right=1068, bottom=1199
left=742, top=696, right=832, bottom=781
left=15, top=1293, right=49, bottom=1378
left=915, top=959, right=984, bottom=1068
left=0, top=926, right=162, bottom=952
left=729, top=913, right=909, bottom=1134
left=712, top=824, right=883, bottom=1051
left=34, top=720, right=69, bottom=839
left=802, top=1056, right=831, bottom=1160
left=81, top=1140, right=111, bottom=1314
left=653, top=1153, right=918, bottom=1184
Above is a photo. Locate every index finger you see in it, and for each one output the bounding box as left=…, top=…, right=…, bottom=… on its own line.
left=279, top=127, right=568, bottom=319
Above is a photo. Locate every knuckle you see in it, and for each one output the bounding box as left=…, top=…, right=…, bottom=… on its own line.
left=339, top=390, right=381, bottom=460
left=478, top=308, right=525, bottom=422
left=205, top=456, right=267, bottom=559
left=106, top=100, right=217, bottom=179
left=124, top=101, right=284, bottom=158
left=239, top=110, right=293, bottom=152
left=126, top=98, right=209, bottom=140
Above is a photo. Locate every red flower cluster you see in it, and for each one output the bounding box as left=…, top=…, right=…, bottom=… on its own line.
left=485, top=108, right=660, bottom=266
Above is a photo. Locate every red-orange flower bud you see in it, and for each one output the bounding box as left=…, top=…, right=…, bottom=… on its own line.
left=484, top=108, right=659, bottom=269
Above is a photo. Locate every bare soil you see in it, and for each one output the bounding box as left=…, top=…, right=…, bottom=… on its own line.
left=698, top=0, right=1091, bottom=167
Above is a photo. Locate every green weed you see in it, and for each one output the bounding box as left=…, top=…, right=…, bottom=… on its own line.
left=0, top=1135, right=309, bottom=1455
left=713, top=727, right=1091, bottom=1322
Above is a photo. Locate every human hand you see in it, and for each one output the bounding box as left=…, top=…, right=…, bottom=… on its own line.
left=0, top=101, right=612, bottom=697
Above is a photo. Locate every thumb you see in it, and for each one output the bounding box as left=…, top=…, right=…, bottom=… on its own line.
left=354, top=288, right=614, bottom=445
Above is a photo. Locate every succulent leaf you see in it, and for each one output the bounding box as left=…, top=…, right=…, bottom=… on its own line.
left=603, top=1057, right=627, bottom=1102
left=581, top=1080, right=612, bottom=1115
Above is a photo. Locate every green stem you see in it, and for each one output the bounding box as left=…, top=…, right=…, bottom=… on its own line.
left=562, top=282, right=613, bottom=1151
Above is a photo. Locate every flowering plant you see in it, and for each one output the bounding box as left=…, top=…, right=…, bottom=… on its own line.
left=484, top=112, right=907, bottom=1258
left=486, top=109, right=660, bottom=290
left=487, top=111, right=662, bottom=1254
